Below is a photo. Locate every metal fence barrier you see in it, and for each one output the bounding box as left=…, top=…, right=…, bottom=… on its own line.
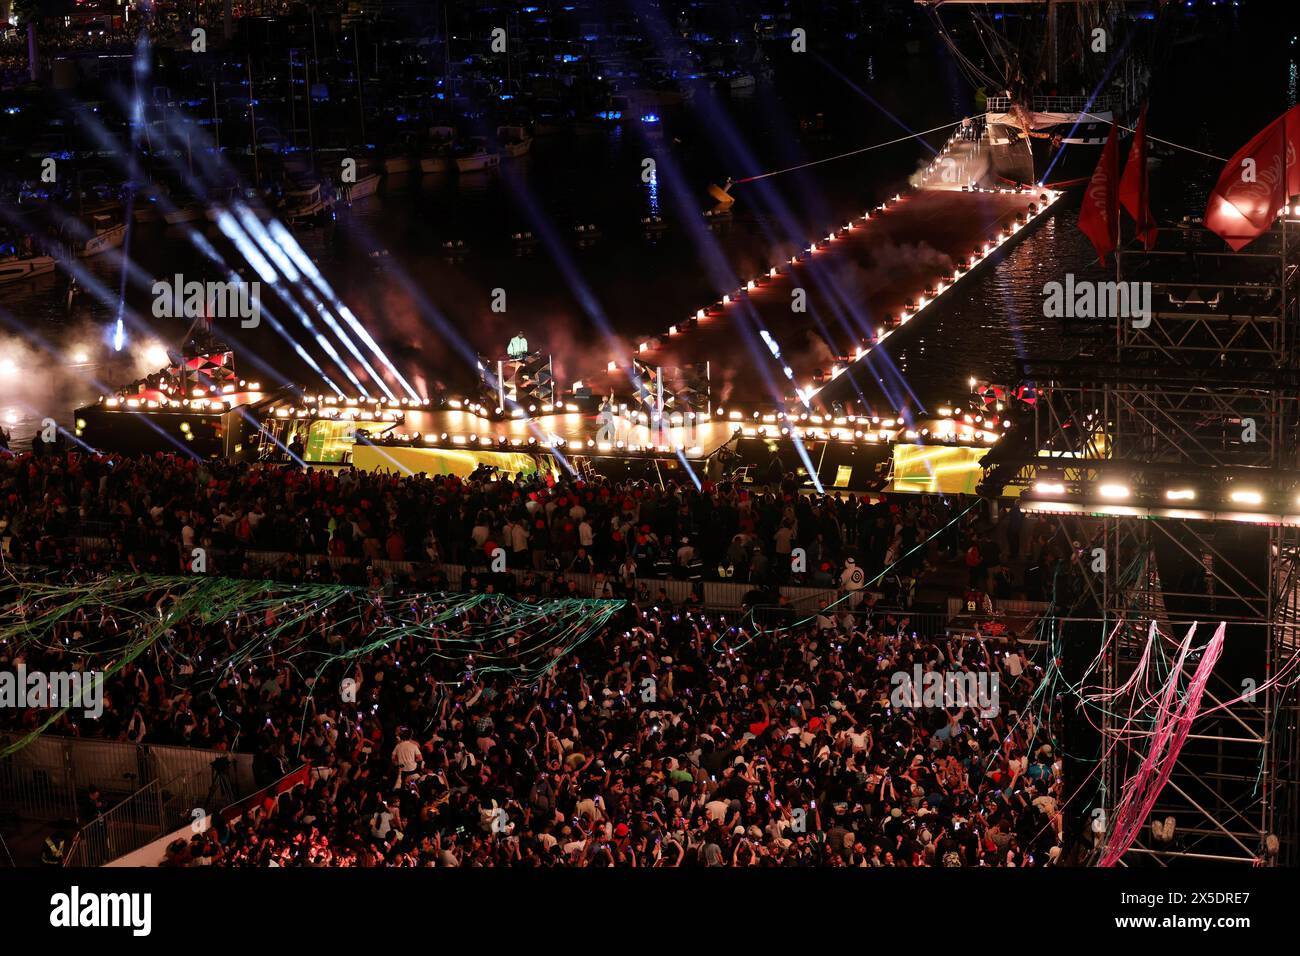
left=65, top=537, right=850, bottom=611
left=63, top=778, right=164, bottom=868
left=0, top=733, right=256, bottom=837
left=0, top=734, right=78, bottom=824
left=59, top=754, right=253, bottom=867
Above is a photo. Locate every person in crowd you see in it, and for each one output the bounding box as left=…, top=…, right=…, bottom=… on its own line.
left=0, top=450, right=1064, bottom=867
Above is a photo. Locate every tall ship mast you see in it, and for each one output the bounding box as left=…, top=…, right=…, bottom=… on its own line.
left=919, top=1, right=1158, bottom=188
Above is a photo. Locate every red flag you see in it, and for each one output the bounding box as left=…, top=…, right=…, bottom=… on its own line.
left=1078, top=129, right=1120, bottom=264
left=1205, top=104, right=1300, bottom=251
left=1119, top=107, right=1157, bottom=249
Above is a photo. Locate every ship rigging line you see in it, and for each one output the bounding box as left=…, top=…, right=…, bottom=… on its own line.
left=926, top=8, right=1001, bottom=92
left=1078, top=111, right=1227, bottom=162
left=729, top=113, right=1224, bottom=187
left=731, top=119, right=968, bottom=185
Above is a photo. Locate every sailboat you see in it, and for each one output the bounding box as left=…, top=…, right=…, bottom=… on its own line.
left=454, top=137, right=500, bottom=173
left=421, top=126, right=457, bottom=173
left=163, top=200, right=205, bottom=225
left=282, top=180, right=332, bottom=223
left=383, top=133, right=417, bottom=174
left=383, top=152, right=413, bottom=175
left=496, top=125, right=533, bottom=159
left=342, top=171, right=382, bottom=201
left=133, top=185, right=166, bottom=223
left=72, top=203, right=128, bottom=258
left=0, top=237, right=55, bottom=284
left=422, top=9, right=461, bottom=174
left=336, top=156, right=382, bottom=202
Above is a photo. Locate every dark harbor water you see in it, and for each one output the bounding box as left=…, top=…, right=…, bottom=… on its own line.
left=0, top=15, right=1290, bottom=443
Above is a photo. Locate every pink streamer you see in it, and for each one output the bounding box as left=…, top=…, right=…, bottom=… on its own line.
left=1099, top=622, right=1225, bottom=866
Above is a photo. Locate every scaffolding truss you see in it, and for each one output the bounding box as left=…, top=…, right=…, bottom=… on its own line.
left=984, top=218, right=1300, bottom=865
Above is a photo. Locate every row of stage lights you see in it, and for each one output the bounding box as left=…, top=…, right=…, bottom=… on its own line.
left=394, top=392, right=1001, bottom=444
left=386, top=431, right=707, bottom=458
left=272, top=394, right=422, bottom=423
left=415, top=391, right=1005, bottom=445
left=447, top=398, right=582, bottom=418
left=97, top=383, right=1001, bottom=448
left=388, top=414, right=1001, bottom=458
left=714, top=405, right=1005, bottom=444
left=101, top=379, right=267, bottom=412
left=276, top=406, right=405, bottom=422
left=100, top=388, right=429, bottom=421
left=726, top=422, right=1000, bottom=446
left=809, top=190, right=1058, bottom=401
left=608, top=198, right=916, bottom=372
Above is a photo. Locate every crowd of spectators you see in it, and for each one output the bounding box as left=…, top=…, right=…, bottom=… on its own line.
left=4, top=569, right=1064, bottom=868
left=0, top=449, right=1074, bottom=867
left=0, top=449, right=1074, bottom=606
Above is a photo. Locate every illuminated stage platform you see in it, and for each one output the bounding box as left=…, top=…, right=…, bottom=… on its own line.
left=77, top=385, right=1001, bottom=493
left=351, top=428, right=993, bottom=495
left=73, top=135, right=1046, bottom=495
left=577, top=144, right=1061, bottom=416
left=350, top=399, right=1000, bottom=493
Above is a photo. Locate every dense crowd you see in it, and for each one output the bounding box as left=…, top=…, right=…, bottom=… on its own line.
left=0, top=449, right=1071, bottom=606
left=0, top=449, right=1075, bottom=867
left=3, top=570, right=1063, bottom=868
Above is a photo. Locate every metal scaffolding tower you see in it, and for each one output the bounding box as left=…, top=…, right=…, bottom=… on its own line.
left=982, top=216, right=1300, bottom=865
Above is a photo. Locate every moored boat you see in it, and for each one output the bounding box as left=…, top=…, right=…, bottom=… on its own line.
left=0, top=241, right=55, bottom=284
left=282, top=180, right=332, bottom=223
left=163, top=201, right=205, bottom=226
left=496, top=125, right=533, bottom=159
left=455, top=138, right=500, bottom=173
left=72, top=204, right=127, bottom=258
left=421, top=126, right=457, bottom=173
left=341, top=171, right=382, bottom=202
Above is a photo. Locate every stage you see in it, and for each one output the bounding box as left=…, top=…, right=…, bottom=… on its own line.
left=71, top=135, right=1050, bottom=496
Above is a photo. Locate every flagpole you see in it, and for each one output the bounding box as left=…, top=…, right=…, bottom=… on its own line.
left=1113, top=126, right=1123, bottom=315
left=1116, top=126, right=1123, bottom=289
left=1283, top=107, right=1289, bottom=362
left=1138, top=109, right=1147, bottom=253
